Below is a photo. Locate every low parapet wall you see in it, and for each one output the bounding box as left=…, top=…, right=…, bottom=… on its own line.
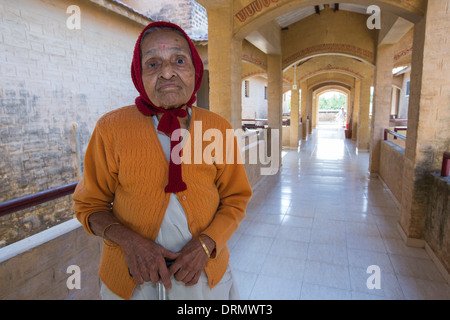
left=0, top=219, right=102, bottom=300
left=425, top=173, right=450, bottom=281
left=379, top=141, right=405, bottom=203
left=380, top=140, right=450, bottom=282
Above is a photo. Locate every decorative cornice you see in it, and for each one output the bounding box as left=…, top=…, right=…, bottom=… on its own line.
left=242, top=53, right=267, bottom=69
left=299, top=64, right=364, bottom=81
left=394, top=45, right=413, bottom=62
left=235, top=0, right=280, bottom=23
left=284, top=43, right=374, bottom=67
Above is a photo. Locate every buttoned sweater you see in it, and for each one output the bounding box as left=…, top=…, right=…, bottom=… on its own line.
left=73, top=105, right=252, bottom=300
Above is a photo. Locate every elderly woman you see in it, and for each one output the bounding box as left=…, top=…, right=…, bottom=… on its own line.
left=72, top=21, right=252, bottom=300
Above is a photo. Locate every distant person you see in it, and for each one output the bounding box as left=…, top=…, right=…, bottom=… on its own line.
left=335, top=107, right=347, bottom=127
left=72, top=21, right=252, bottom=300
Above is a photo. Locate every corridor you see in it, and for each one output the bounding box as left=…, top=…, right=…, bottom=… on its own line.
left=229, top=125, right=450, bottom=300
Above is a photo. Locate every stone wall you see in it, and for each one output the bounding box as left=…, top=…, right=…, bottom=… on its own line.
left=379, top=141, right=405, bottom=203
left=400, top=0, right=450, bottom=241
left=426, top=174, right=450, bottom=276
left=0, top=0, right=148, bottom=247
left=0, top=219, right=102, bottom=300
left=121, top=0, right=208, bottom=39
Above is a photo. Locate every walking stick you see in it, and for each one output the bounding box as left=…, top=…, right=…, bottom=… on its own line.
left=128, top=259, right=174, bottom=300
left=158, top=259, right=174, bottom=300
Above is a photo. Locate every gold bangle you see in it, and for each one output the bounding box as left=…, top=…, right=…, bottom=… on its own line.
left=102, top=222, right=120, bottom=247
left=198, top=236, right=210, bottom=258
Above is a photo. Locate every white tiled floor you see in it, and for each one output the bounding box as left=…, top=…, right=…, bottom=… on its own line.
left=229, top=124, right=450, bottom=300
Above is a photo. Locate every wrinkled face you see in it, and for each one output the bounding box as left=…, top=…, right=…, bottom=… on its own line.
left=140, top=29, right=195, bottom=109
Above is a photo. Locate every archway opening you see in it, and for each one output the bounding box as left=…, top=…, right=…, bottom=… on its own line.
left=317, top=91, right=347, bottom=127
left=241, top=75, right=269, bottom=130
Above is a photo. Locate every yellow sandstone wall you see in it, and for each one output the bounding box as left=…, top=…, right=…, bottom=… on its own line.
left=0, top=0, right=147, bottom=246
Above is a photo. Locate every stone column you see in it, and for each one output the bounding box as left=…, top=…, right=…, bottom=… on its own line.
left=300, top=81, right=308, bottom=140
left=290, top=87, right=300, bottom=148
left=358, top=78, right=372, bottom=152
left=347, top=88, right=353, bottom=130
left=267, top=55, right=282, bottom=129
left=307, top=88, right=313, bottom=135
left=312, top=92, right=318, bottom=129
left=267, top=54, right=283, bottom=163
left=352, top=79, right=361, bottom=141
left=369, top=44, right=394, bottom=173
left=399, top=0, right=450, bottom=241
left=207, top=6, right=242, bottom=129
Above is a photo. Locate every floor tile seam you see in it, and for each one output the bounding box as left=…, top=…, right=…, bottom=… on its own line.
left=386, top=249, right=441, bottom=262
left=345, top=233, right=354, bottom=297
left=305, top=240, right=355, bottom=267
left=395, top=273, right=450, bottom=288
left=258, top=255, right=308, bottom=282
left=299, top=284, right=354, bottom=300
left=349, top=291, right=402, bottom=300
left=375, top=221, right=450, bottom=281
left=246, top=235, right=282, bottom=299
left=303, top=286, right=404, bottom=301
left=348, top=283, right=403, bottom=300
left=248, top=274, right=304, bottom=300
left=304, top=254, right=350, bottom=268
left=375, top=226, right=440, bottom=262
left=382, top=251, right=443, bottom=298
left=298, top=224, right=314, bottom=289
left=235, top=235, right=279, bottom=256
left=240, top=271, right=259, bottom=300
left=393, top=269, right=449, bottom=285
left=301, top=262, right=404, bottom=297
left=301, top=275, right=351, bottom=292
left=386, top=252, right=449, bottom=283
left=252, top=204, right=287, bottom=217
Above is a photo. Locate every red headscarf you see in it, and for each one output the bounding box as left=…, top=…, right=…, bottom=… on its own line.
left=131, top=21, right=204, bottom=193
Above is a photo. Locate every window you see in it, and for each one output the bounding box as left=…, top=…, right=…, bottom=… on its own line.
left=406, top=80, right=410, bottom=96
left=244, top=80, right=250, bottom=98
left=264, top=86, right=267, bottom=100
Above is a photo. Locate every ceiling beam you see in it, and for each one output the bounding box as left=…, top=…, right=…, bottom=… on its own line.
left=245, top=20, right=281, bottom=55
left=379, top=13, right=414, bottom=45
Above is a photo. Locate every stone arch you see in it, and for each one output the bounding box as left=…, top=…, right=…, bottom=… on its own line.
left=300, top=65, right=363, bottom=82
left=242, top=61, right=267, bottom=80
left=312, top=83, right=352, bottom=94
left=281, top=7, right=378, bottom=67
left=313, top=84, right=352, bottom=107
left=313, top=85, right=351, bottom=127
left=284, top=55, right=374, bottom=87
left=233, top=0, right=426, bottom=41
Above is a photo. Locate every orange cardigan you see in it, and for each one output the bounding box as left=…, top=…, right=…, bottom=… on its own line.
left=73, top=105, right=252, bottom=300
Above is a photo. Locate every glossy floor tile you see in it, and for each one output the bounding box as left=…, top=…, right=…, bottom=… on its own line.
left=230, top=125, right=450, bottom=300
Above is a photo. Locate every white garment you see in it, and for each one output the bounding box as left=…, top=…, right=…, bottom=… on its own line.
left=100, top=110, right=239, bottom=300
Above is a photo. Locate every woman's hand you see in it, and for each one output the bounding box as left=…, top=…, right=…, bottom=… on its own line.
left=120, top=232, right=179, bottom=289
left=87, top=212, right=178, bottom=290
left=169, top=235, right=215, bottom=286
